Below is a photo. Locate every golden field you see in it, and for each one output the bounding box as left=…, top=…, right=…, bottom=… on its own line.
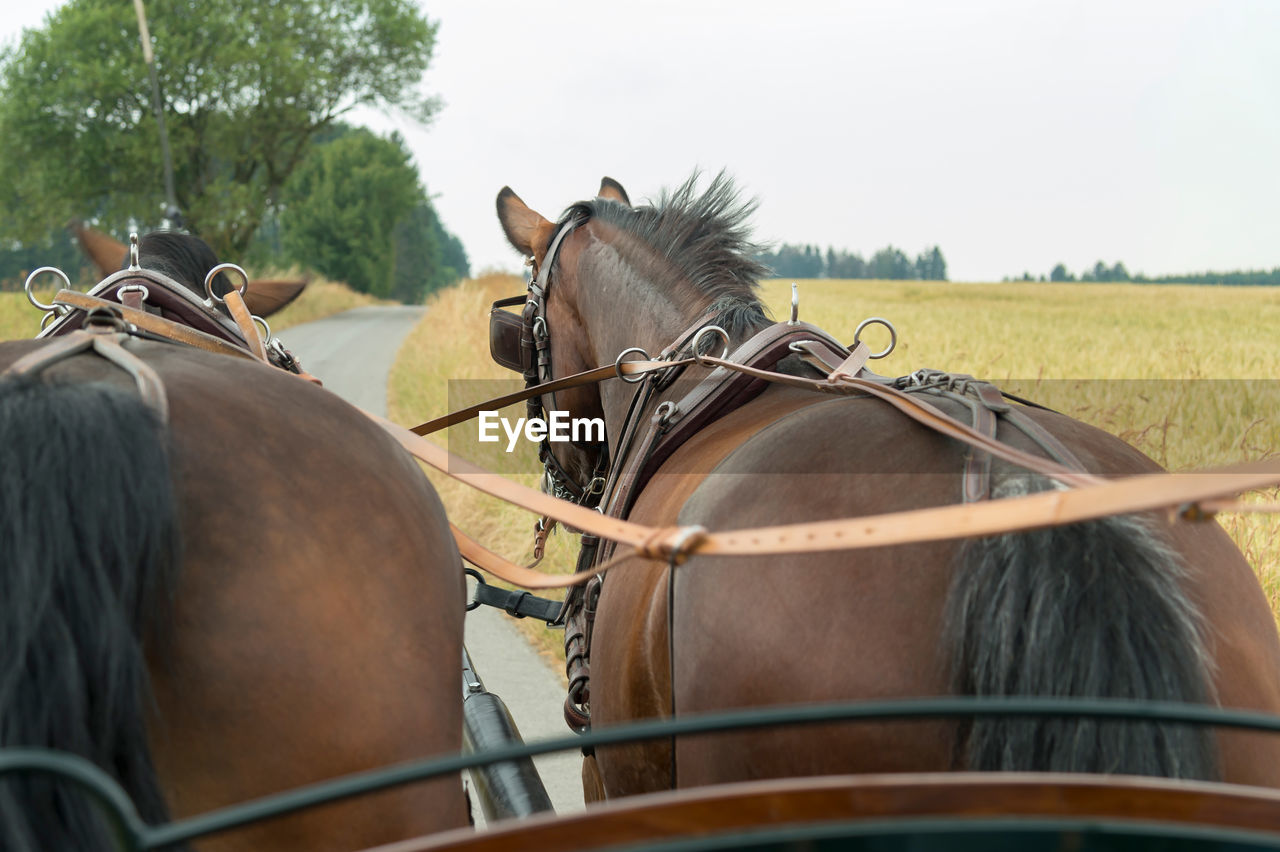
left=389, top=275, right=1280, bottom=663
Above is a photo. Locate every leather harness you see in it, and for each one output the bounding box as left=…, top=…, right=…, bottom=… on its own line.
left=10, top=248, right=317, bottom=403
left=476, top=215, right=1127, bottom=733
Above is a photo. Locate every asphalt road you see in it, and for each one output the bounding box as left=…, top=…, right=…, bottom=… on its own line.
left=275, top=305, right=586, bottom=821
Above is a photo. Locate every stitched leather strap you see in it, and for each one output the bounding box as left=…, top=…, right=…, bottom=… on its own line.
left=223, top=290, right=268, bottom=362
left=53, top=291, right=259, bottom=362
left=373, top=410, right=1280, bottom=589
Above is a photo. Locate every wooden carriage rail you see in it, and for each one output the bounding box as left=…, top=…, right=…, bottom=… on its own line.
left=369, top=775, right=1280, bottom=852
left=5, top=696, right=1280, bottom=851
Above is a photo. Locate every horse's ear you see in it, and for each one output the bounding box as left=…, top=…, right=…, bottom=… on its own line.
left=69, top=219, right=129, bottom=278
left=598, top=177, right=630, bottom=206
left=497, top=186, right=556, bottom=265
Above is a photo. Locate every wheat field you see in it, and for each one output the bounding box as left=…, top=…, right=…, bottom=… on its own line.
left=389, top=275, right=1280, bottom=661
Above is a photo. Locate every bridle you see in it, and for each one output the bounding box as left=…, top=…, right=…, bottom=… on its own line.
left=489, top=215, right=608, bottom=509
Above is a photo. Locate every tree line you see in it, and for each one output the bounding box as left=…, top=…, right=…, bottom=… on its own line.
left=756, top=244, right=947, bottom=281
left=1008, top=261, right=1280, bottom=286
left=0, top=0, right=466, bottom=303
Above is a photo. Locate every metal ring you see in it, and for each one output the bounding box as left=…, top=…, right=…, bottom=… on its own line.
left=853, top=317, right=898, bottom=360
left=532, top=315, right=548, bottom=340
left=25, top=267, right=71, bottom=312
left=117, top=283, right=150, bottom=303
left=252, top=315, right=271, bottom=344
left=128, top=233, right=140, bottom=270
left=691, top=325, right=730, bottom=366
left=203, top=263, right=250, bottom=305
left=464, top=568, right=485, bottom=612
left=654, top=400, right=677, bottom=427
left=615, top=346, right=651, bottom=383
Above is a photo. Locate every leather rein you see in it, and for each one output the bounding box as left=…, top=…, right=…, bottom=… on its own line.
left=412, top=216, right=1280, bottom=595
left=19, top=235, right=1279, bottom=588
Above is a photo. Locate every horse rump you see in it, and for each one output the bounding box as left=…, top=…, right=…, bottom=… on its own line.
left=0, top=373, right=180, bottom=850
left=944, top=472, right=1218, bottom=780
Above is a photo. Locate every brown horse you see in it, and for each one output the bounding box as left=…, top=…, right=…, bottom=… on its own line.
left=494, top=173, right=1280, bottom=802
left=0, top=234, right=467, bottom=850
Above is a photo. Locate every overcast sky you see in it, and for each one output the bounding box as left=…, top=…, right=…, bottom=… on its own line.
left=6, top=1, right=1278, bottom=281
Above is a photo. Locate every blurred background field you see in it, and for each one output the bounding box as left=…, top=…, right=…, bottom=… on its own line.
left=390, top=275, right=1280, bottom=661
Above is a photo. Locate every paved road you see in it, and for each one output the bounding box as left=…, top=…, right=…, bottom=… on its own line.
left=275, top=306, right=586, bottom=821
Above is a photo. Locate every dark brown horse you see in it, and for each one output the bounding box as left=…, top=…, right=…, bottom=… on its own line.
left=0, top=234, right=467, bottom=850
left=494, top=173, right=1280, bottom=802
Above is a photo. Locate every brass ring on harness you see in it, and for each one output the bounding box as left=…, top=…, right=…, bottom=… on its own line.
left=25, top=266, right=71, bottom=313
left=203, top=263, right=250, bottom=305
left=853, top=316, right=898, bottom=359
left=615, top=346, right=651, bottom=384
left=691, top=325, right=730, bottom=366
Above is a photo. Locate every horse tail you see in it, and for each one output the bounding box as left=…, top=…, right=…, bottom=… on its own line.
left=943, top=472, right=1219, bottom=780
left=0, top=375, right=181, bottom=850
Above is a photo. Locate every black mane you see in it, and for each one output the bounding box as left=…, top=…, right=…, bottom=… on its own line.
left=128, top=231, right=232, bottom=310
left=562, top=171, right=773, bottom=337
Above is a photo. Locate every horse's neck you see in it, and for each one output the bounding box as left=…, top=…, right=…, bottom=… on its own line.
left=582, top=278, right=709, bottom=427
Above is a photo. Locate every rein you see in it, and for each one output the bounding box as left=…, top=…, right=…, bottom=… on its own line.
left=401, top=335, right=1280, bottom=589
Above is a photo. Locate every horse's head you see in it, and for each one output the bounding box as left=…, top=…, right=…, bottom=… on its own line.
left=493, top=179, right=629, bottom=505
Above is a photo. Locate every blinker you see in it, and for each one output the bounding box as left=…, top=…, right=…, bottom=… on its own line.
left=489, top=295, right=529, bottom=373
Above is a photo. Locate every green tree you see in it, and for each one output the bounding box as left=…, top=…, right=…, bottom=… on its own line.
left=869, top=246, right=913, bottom=279
left=914, top=246, right=947, bottom=281
left=0, top=0, right=438, bottom=258
left=280, top=128, right=423, bottom=298
left=1050, top=263, right=1073, bottom=282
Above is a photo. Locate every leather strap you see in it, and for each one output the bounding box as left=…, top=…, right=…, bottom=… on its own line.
left=3, top=328, right=169, bottom=422
left=53, top=291, right=259, bottom=362
left=372, top=410, right=1280, bottom=589
left=223, top=290, right=269, bottom=362
left=698, top=355, right=1104, bottom=488
left=410, top=359, right=689, bottom=436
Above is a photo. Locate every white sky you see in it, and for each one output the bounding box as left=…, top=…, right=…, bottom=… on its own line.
left=6, top=1, right=1278, bottom=281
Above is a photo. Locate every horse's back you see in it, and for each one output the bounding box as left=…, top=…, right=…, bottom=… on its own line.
left=594, top=382, right=1280, bottom=792
left=0, top=337, right=469, bottom=848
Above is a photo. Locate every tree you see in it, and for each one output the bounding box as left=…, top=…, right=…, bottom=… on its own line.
left=390, top=199, right=470, bottom=303
left=280, top=128, right=423, bottom=298
left=827, top=248, right=867, bottom=279
left=0, top=0, right=438, bottom=258
left=1050, top=263, right=1073, bottom=282
left=869, top=246, right=913, bottom=280
left=914, top=246, right=947, bottom=281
